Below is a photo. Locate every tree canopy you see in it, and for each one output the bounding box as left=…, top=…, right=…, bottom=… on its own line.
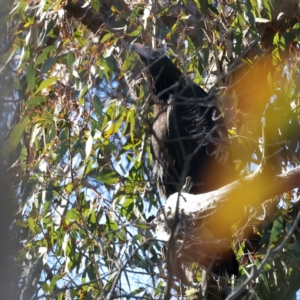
left=1, top=0, right=300, bottom=299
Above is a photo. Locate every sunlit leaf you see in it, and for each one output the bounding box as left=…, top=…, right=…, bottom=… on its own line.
left=32, top=77, right=58, bottom=96
left=127, top=25, right=142, bottom=37
left=121, top=197, right=134, bottom=220
left=28, top=217, right=36, bottom=234
left=255, top=17, right=271, bottom=23
left=97, top=168, right=119, bottom=184
left=85, top=134, right=93, bottom=158
left=100, top=32, right=114, bottom=43
left=66, top=208, right=80, bottom=224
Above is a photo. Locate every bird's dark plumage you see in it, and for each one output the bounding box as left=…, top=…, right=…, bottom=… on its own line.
left=131, top=43, right=238, bottom=277
left=131, top=43, right=234, bottom=198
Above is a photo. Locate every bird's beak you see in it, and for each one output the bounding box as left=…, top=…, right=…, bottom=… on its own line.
left=130, top=43, right=151, bottom=59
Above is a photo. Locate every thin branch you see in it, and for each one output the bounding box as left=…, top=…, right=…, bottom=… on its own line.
left=227, top=208, right=300, bottom=300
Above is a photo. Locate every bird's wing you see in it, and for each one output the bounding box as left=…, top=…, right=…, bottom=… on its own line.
left=167, top=80, right=229, bottom=162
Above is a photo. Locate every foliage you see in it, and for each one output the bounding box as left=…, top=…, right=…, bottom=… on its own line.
left=1, top=0, right=300, bottom=299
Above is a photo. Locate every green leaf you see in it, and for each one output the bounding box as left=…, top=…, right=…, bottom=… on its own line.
left=65, top=208, right=80, bottom=224
left=40, top=282, right=50, bottom=293
left=5, top=116, right=30, bottom=155
left=79, top=84, right=88, bottom=101
left=121, top=53, right=136, bottom=75
left=90, top=209, right=96, bottom=224
left=93, top=95, right=103, bottom=117
left=27, top=61, right=36, bottom=91
left=104, top=120, right=121, bottom=138
left=132, top=287, right=145, bottom=296
left=129, top=5, right=142, bottom=23
left=127, top=25, right=142, bottom=37
left=65, top=183, right=74, bottom=193
left=260, top=270, right=270, bottom=291
left=132, top=234, right=143, bottom=244
left=2, top=39, right=19, bottom=66
left=41, top=57, right=56, bottom=74
left=130, top=112, right=135, bottom=143
left=49, top=274, right=62, bottom=293
left=97, top=168, right=119, bottom=184
left=68, top=52, right=75, bottom=70
left=91, top=0, right=102, bottom=12
left=270, top=216, right=283, bottom=244
left=47, top=27, right=59, bottom=39
left=100, top=32, right=114, bottom=43
left=121, top=197, right=134, bottom=219
left=244, top=1, right=255, bottom=27
left=35, top=45, right=56, bottom=66
left=106, top=216, right=118, bottom=232
left=283, top=249, right=300, bottom=259
left=166, top=20, right=179, bottom=39
left=74, top=29, right=87, bottom=47
left=26, top=95, right=45, bottom=107
left=28, top=217, right=36, bottom=234
left=261, top=0, right=272, bottom=19
left=32, top=77, right=58, bottom=96
left=87, top=264, right=97, bottom=281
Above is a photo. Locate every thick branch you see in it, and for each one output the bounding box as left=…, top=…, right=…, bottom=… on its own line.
left=157, top=165, right=300, bottom=241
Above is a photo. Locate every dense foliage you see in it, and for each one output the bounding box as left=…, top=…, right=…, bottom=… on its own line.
left=1, top=0, right=300, bottom=299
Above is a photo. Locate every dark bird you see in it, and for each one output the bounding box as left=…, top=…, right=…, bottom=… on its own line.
left=131, top=43, right=234, bottom=197
left=131, top=43, right=239, bottom=278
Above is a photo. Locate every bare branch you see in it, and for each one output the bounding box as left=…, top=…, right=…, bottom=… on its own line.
left=156, top=165, right=300, bottom=242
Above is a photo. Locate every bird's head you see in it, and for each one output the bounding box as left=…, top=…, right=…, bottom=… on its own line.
left=130, top=43, right=169, bottom=78
left=131, top=43, right=183, bottom=99
left=131, top=43, right=166, bottom=65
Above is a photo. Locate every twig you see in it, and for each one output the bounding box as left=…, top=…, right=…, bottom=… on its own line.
left=226, top=209, right=300, bottom=300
